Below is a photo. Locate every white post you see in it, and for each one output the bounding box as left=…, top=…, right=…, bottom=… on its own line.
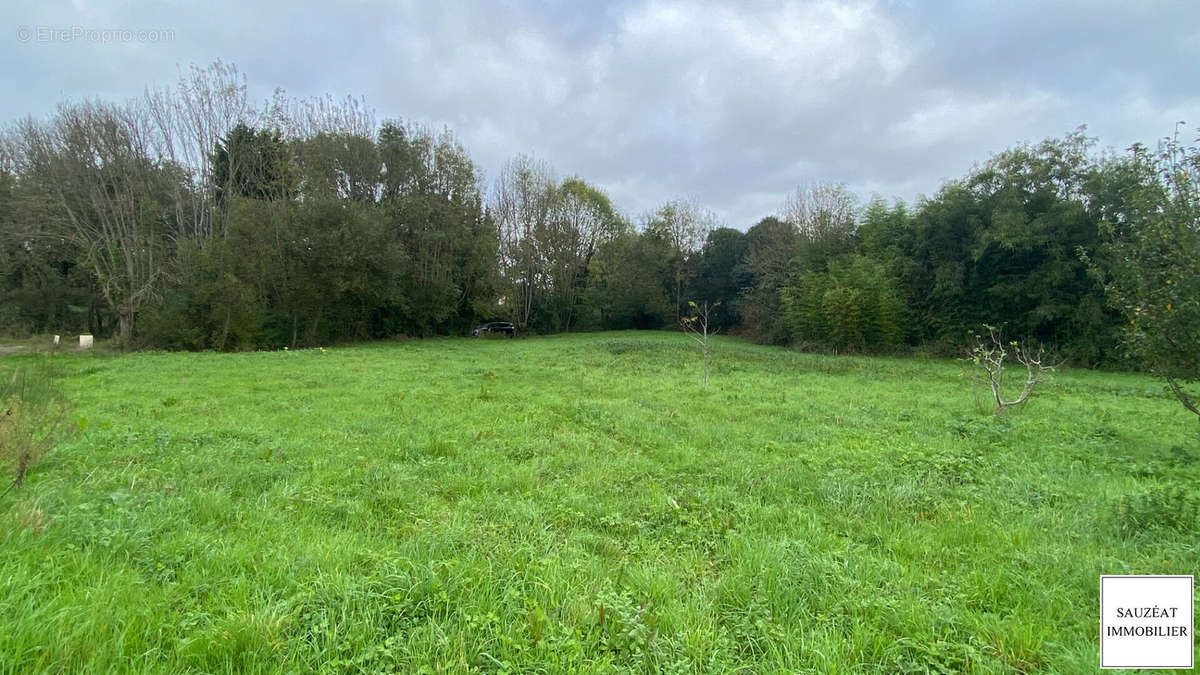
left=79, top=334, right=94, bottom=349
left=53, top=334, right=60, bottom=346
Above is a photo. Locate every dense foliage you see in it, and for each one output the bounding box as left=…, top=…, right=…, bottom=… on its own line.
left=1, top=64, right=1195, bottom=376
left=1090, top=130, right=1200, bottom=417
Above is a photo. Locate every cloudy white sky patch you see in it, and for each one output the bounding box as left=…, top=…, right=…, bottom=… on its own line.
left=4, top=0, right=1196, bottom=227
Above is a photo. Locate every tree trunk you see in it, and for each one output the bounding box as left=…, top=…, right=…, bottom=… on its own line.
left=307, top=307, right=323, bottom=346
left=116, top=304, right=134, bottom=347
left=216, top=308, right=231, bottom=351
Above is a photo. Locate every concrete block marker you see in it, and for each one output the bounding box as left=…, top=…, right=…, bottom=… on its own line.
left=78, top=334, right=93, bottom=349
left=1101, top=575, right=1193, bottom=669
left=53, top=334, right=60, bottom=346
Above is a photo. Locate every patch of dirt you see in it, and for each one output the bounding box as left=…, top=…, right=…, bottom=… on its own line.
left=0, top=346, right=27, bottom=356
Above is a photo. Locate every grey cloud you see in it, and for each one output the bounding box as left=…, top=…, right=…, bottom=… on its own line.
left=3, top=0, right=1196, bottom=228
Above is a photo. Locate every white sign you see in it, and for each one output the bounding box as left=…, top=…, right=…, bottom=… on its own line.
left=1101, top=575, right=1193, bottom=669
left=79, top=334, right=93, bottom=349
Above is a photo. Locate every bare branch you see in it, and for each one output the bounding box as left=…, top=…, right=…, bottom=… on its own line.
left=966, top=325, right=1057, bottom=414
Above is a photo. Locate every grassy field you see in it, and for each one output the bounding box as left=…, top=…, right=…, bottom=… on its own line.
left=0, top=332, right=1197, bottom=672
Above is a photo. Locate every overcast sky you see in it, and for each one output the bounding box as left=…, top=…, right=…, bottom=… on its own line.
left=5, top=0, right=1198, bottom=228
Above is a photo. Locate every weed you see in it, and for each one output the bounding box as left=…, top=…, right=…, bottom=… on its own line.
left=0, top=359, right=72, bottom=497
left=1112, top=484, right=1200, bottom=538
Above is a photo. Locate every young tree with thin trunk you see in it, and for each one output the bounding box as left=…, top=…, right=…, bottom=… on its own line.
left=682, top=300, right=720, bottom=390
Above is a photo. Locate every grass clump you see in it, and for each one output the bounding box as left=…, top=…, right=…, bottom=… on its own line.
left=1112, top=484, right=1200, bottom=538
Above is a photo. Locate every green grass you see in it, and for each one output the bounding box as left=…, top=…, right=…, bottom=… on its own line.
left=0, top=332, right=1197, bottom=672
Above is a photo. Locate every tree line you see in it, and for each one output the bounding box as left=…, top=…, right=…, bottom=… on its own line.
left=0, top=64, right=1196, bottom=400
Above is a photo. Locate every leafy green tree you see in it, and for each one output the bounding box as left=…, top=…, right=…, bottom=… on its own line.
left=295, top=199, right=409, bottom=345
left=540, top=178, right=621, bottom=332
left=688, top=227, right=747, bottom=330
left=970, top=131, right=1119, bottom=363
left=1094, top=129, right=1200, bottom=420
left=491, top=158, right=622, bottom=334
left=738, top=217, right=797, bottom=345
left=379, top=122, right=495, bottom=336
left=783, top=255, right=905, bottom=353
left=905, top=131, right=1120, bottom=362
left=858, top=199, right=916, bottom=282
left=211, top=122, right=296, bottom=204
left=142, top=197, right=287, bottom=350
left=492, top=155, right=556, bottom=331
left=644, top=199, right=718, bottom=323
left=139, top=233, right=265, bottom=350
left=906, top=181, right=985, bottom=347
left=0, top=169, right=96, bottom=335
left=585, top=229, right=673, bottom=330
left=295, top=131, right=382, bottom=205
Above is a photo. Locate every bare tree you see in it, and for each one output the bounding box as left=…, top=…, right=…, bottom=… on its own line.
left=646, top=198, right=720, bottom=322
left=682, top=300, right=720, bottom=390
left=138, top=62, right=378, bottom=241
left=16, top=100, right=170, bottom=344
left=491, top=155, right=556, bottom=329
left=0, top=127, right=18, bottom=175
left=261, top=89, right=376, bottom=141
left=781, top=183, right=858, bottom=266
left=967, top=325, right=1057, bottom=415
left=653, top=198, right=715, bottom=255
left=142, top=60, right=251, bottom=239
